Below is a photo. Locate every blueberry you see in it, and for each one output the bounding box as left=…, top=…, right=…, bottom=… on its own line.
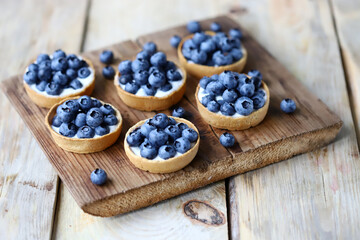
left=164, top=61, right=177, bottom=71
left=140, top=120, right=157, bottom=138
left=219, top=71, right=238, bottom=89
left=252, top=93, right=266, bottom=109
left=78, top=67, right=91, bottom=78
left=239, top=83, right=255, bottom=97
left=59, top=122, right=77, bottom=137
left=132, top=58, right=150, bottom=72
left=143, top=42, right=157, bottom=55
left=75, top=113, right=87, bottom=127
left=66, top=54, right=77, bottom=60
left=45, top=82, right=62, bottom=95
left=182, top=47, right=193, bottom=60
left=201, top=94, right=215, bottom=107
left=100, top=104, right=115, bottom=115
left=127, top=128, right=143, bottom=147
left=174, top=137, right=191, bottom=153
left=280, top=98, right=296, bottom=113
left=53, top=49, right=66, bottom=59
left=213, top=32, right=226, bottom=43
left=212, top=51, right=233, bottom=66
left=141, top=84, right=157, bottom=96
left=187, top=21, right=201, bottom=33
left=35, top=81, right=47, bottom=91
left=99, top=50, right=114, bottom=64
left=160, top=82, right=172, bottom=92
left=149, top=129, right=169, bottom=147
left=248, top=69, right=263, bottom=80
left=172, top=107, right=185, bottom=118
left=182, top=128, right=198, bottom=142
left=220, top=102, right=236, bottom=116
left=69, top=79, right=83, bottom=89
left=38, top=60, right=52, bottom=69
left=102, top=66, right=115, bottom=80
left=222, top=89, right=238, bottom=103
left=134, top=70, right=149, bottom=85
left=168, top=117, right=177, bottom=126
left=124, top=81, right=140, bottom=94
left=78, top=96, right=92, bottom=111
left=37, top=68, right=52, bottom=82
left=192, top=32, right=207, bottom=45
left=149, top=66, right=160, bottom=74
left=86, top=108, right=103, bottom=128
left=52, top=115, right=62, bottom=127
left=140, top=142, right=158, bottom=159
left=53, top=71, right=68, bottom=86
left=235, top=73, right=249, bottom=85
left=95, top=124, right=110, bottom=136
left=104, top=114, right=118, bottom=126
left=66, top=68, right=77, bottom=79
left=198, top=77, right=211, bottom=90
left=77, top=125, right=95, bottom=138
left=118, top=60, right=132, bottom=75
left=149, top=71, right=166, bottom=88
left=92, top=99, right=102, bottom=108
left=136, top=51, right=150, bottom=61
left=57, top=105, right=75, bottom=123
left=182, top=39, right=197, bottom=58
left=158, top=145, right=176, bottom=159
left=219, top=38, right=233, bottom=52
left=211, top=74, right=220, bottom=81
left=79, top=59, right=88, bottom=68
left=90, top=168, right=107, bottom=185
left=170, top=35, right=182, bottom=48
left=68, top=57, right=82, bottom=69
left=190, top=49, right=207, bottom=64
left=210, top=22, right=221, bottom=32
left=220, top=132, right=235, bottom=147
left=206, top=81, right=225, bottom=96
left=118, top=74, right=132, bottom=85
left=51, top=57, right=68, bottom=71
left=251, top=76, right=262, bottom=89
left=63, top=99, right=80, bottom=113
left=255, top=89, right=265, bottom=97
left=165, top=124, right=181, bottom=141
left=235, top=97, right=254, bottom=116
left=24, top=71, right=38, bottom=84
left=207, top=100, right=220, bottom=112
left=150, top=52, right=167, bottom=67
left=166, top=69, right=182, bottom=81
left=176, top=122, right=189, bottom=132
left=36, top=54, right=50, bottom=63
left=152, top=113, right=168, bottom=128
left=229, top=28, right=243, bottom=39
left=200, top=39, right=216, bottom=53
left=28, top=63, right=39, bottom=72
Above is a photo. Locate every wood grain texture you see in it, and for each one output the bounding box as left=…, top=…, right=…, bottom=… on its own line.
left=0, top=0, right=88, bottom=239
left=1, top=15, right=342, bottom=218
left=229, top=0, right=360, bottom=238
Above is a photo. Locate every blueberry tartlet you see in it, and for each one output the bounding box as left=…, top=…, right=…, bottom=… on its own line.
left=23, top=49, right=95, bottom=108
left=178, top=31, right=247, bottom=79
left=114, top=42, right=187, bottom=111
left=45, top=96, right=122, bottom=153
left=195, top=70, right=270, bottom=130
left=124, top=113, right=199, bottom=173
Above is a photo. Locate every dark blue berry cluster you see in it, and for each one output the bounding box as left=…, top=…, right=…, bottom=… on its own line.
left=52, top=96, right=118, bottom=138
left=199, top=70, right=265, bottom=116
left=127, top=113, right=198, bottom=160
left=99, top=50, right=115, bottom=80
left=117, top=42, right=183, bottom=96
left=24, top=49, right=91, bottom=95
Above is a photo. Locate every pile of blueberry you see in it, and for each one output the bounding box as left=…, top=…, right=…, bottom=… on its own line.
left=127, top=113, right=198, bottom=160
left=52, top=96, right=118, bottom=138
left=117, top=42, right=183, bottom=96
left=199, top=70, right=265, bottom=116
left=24, top=49, right=92, bottom=95
left=180, top=21, right=243, bottom=66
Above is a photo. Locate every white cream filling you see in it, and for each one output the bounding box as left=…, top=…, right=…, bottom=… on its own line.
left=117, top=69, right=184, bottom=98
left=51, top=124, right=117, bottom=139
left=25, top=56, right=94, bottom=98
left=198, top=87, right=267, bottom=118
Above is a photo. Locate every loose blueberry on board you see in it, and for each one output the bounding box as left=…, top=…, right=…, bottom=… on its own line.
left=170, top=35, right=182, bottom=48
left=280, top=98, right=296, bottom=113
left=219, top=132, right=235, bottom=147
left=143, top=41, right=157, bottom=55
left=90, top=168, right=107, bottom=185
left=99, top=50, right=114, bottom=64
left=158, top=145, right=177, bottom=159
left=210, top=22, right=222, bottom=32
left=172, top=107, right=185, bottom=118
left=229, top=28, right=243, bottom=39
left=102, top=66, right=115, bottom=79
left=187, top=21, right=201, bottom=33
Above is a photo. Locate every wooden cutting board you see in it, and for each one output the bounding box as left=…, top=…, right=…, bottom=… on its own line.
left=0, top=15, right=342, bottom=217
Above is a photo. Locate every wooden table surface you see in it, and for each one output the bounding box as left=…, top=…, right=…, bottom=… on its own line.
left=0, top=0, right=359, bottom=239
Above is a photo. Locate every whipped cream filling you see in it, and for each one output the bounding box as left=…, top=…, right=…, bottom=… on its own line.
left=25, top=56, right=94, bottom=98
left=117, top=70, right=184, bottom=98
left=198, top=87, right=267, bottom=118
left=51, top=124, right=118, bottom=139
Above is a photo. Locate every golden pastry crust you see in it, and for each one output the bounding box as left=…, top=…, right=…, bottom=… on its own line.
left=114, top=65, right=187, bottom=111
left=177, top=31, right=248, bottom=79
left=45, top=97, right=122, bottom=153
left=195, top=82, right=270, bottom=130
left=124, top=117, right=200, bottom=173
left=24, top=57, right=96, bottom=108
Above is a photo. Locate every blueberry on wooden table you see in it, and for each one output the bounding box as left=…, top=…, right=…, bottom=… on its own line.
left=172, top=107, right=185, bottom=118
left=90, top=168, right=107, bottom=185
left=280, top=98, right=296, bottom=113
left=170, top=35, right=182, bottom=48
left=99, top=50, right=114, bottom=64
left=102, top=66, right=115, bottom=79
left=220, top=132, right=235, bottom=147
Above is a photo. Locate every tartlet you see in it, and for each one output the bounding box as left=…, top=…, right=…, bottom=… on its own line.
left=45, top=97, right=122, bottom=153
left=177, top=31, right=248, bottom=79
left=124, top=117, right=200, bottom=173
